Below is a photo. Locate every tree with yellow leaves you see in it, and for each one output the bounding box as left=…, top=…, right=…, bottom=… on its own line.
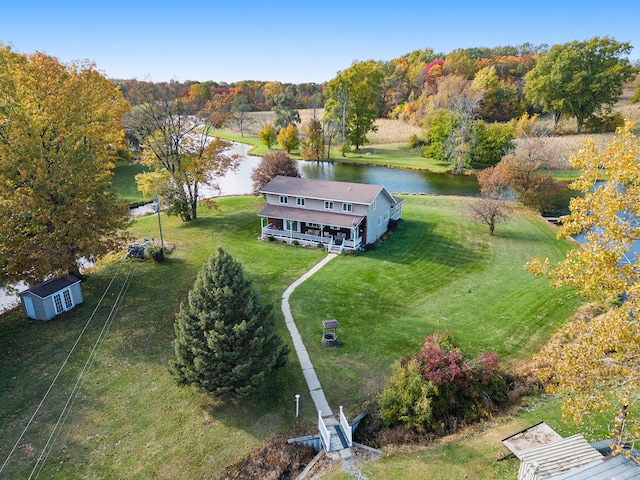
left=0, top=44, right=130, bottom=285
left=126, top=83, right=239, bottom=221
left=526, top=119, right=640, bottom=443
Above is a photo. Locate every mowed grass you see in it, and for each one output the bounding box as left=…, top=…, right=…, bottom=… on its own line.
left=209, top=108, right=449, bottom=172
left=111, top=161, right=153, bottom=204
left=0, top=195, right=582, bottom=478
left=290, top=196, right=581, bottom=409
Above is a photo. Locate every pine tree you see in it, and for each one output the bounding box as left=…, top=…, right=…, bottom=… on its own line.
left=169, top=248, right=289, bottom=399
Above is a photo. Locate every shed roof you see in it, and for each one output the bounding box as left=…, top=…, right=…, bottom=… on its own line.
left=258, top=204, right=364, bottom=228
left=517, top=434, right=604, bottom=480
left=260, top=176, right=397, bottom=205
left=553, top=454, right=640, bottom=479
left=20, top=275, right=81, bottom=299
left=502, top=422, right=563, bottom=459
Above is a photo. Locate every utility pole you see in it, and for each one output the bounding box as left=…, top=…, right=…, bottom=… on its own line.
left=156, top=194, right=165, bottom=254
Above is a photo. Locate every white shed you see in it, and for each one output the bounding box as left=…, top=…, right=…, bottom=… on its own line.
left=19, top=275, right=83, bottom=321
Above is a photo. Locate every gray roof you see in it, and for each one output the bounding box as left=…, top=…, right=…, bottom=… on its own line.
left=258, top=204, right=364, bottom=228
left=553, top=454, right=640, bottom=479
left=518, top=434, right=604, bottom=479
left=20, top=275, right=81, bottom=299
left=260, top=176, right=393, bottom=205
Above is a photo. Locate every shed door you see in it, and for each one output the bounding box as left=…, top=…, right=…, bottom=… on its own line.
left=53, top=293, right=64, bottom=314
left=63, top=289, right=73, bottom=309
left=23, top=296, right=36, bottom=319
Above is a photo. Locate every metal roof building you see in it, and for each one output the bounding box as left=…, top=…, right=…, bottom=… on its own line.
left=553, top=453, right=640, bottom=479
left=517, top=434, right=604, bottom=480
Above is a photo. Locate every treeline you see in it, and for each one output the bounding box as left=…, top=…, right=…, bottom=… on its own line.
left=111, top=42, right=546, bottom=123
left=112, top=78, right=324, bottom=112
left=112, top=39, right=636, bottom=134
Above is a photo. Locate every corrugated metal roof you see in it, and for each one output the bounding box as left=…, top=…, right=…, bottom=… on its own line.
left=553, top=453, right=640, bottom=479
left=20, top=275, right=81, bottom=299
left=517, top=434, right=604, bottom=480
left=258, top=204, right=364, bottom=228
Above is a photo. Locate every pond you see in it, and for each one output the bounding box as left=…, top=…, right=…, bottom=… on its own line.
left=215, top=143, right=480, bottom=197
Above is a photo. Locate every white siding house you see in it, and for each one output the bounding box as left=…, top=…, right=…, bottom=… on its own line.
left=19, top=275, right=83, bottom=321
left=258, top=176, right=403, bottom=250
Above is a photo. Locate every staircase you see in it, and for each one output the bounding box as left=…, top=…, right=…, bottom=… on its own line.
left=318, top=407, right=353, bottom=455
left=327, top=238, right=343, bottom=254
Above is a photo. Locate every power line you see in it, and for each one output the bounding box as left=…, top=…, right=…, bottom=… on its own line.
left=0, top=261, right=126, bottom=476
left=30, top=262, right=135, bottom=479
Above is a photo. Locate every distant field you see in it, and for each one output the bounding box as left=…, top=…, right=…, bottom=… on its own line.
left=239, top=108, right=422, bottom=145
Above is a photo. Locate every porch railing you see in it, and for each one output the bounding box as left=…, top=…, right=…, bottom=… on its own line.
left=262, top=227, right=362, bottom=250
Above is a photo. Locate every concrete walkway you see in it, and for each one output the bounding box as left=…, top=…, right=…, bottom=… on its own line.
left=281, top=253, right=338, bottom=424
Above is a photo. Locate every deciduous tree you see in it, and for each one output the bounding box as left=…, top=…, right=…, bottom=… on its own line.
left=524, top=37, right=635, bottom=132
left=0, top=45, right=130, bottom=285
left=273, top=85, right=301, bottom=130
left=231, top=93, right=252, bottom=136
left=324, top=60, right=383, bottom=151
left=169, top=248, right=289, bottom=399
left=250, top=151, right=300, bottom=194
left=276, top=124, right=299, bottom=153
left=526, top=120, right=640, bottom=438
left=126, top=83, right=239, bottom=221
left=468, top=198, right=512, bottom=236
left=258, top=123, right=277, bottom=149
left=300, top=118, right=324, bottom=160
left=487, top=154, right=568, bottom=213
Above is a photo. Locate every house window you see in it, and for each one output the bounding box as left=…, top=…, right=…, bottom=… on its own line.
left=296, top=197, right=305, bottom=206
left=342, top=203, right=352, bottom=212
left=279, top=196, right=288, bottom=204
left=378, top=217, right=382, bottom=226
left=285, top=220, right=299, bottom=231
left=324, top=201, right=334, bottom=210
left=372, top=200, right=377, bottom=210
left=54, top=293, right=64, bottom=314
left=384, top=211, right=389, bottom=221
left=63, top=289, right=73, bottom=308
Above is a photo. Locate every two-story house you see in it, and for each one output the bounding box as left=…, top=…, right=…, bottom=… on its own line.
left=258, top=176, right=403, bottom=251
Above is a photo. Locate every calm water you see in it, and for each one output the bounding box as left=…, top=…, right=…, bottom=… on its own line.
left=216, top=144, right=480, bottom=197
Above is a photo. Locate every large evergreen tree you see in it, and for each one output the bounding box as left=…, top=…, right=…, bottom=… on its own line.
left=169, top=248, right=289, bottom=399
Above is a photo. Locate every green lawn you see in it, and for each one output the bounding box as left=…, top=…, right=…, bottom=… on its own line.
left=111, top=161, right=153, bottom=204
left=0, top=195, right=584, bottom=478
left=208, top=127, right=452, bottom=172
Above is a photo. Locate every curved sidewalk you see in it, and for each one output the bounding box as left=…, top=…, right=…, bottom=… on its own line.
left=281, top=253, right=338, bottom=423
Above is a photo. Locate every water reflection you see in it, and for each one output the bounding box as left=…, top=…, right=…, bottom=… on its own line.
left=216, top=148, right=480, bottom=197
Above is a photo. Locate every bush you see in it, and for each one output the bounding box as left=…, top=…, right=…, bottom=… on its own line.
left=379, top=332, right=509, bottom=433
left=585, top=111, right=625, bottom=133
left=407, top=134, right=426, bottom=149
left=144, top=244, right=165, bottom=262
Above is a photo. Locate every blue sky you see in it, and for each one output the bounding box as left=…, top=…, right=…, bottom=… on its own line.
left=1, top=1, right=639, bottom=84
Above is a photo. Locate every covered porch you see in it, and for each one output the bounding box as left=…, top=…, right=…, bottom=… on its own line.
left=258, top=205, right=365, bottom=251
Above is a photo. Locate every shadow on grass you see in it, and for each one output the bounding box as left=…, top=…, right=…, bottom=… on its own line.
left=361, top=218, right=486, bottom=271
